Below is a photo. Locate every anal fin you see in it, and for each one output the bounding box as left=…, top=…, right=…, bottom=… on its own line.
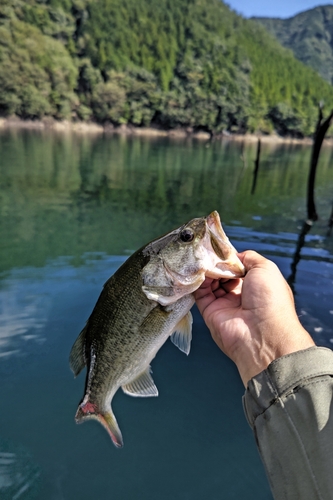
left=170, top=311, right=193, bottom=355
left=122, top=366, right=158, bottom=397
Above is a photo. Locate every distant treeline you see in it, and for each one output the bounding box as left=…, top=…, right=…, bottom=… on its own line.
left=1, top=0, right=333, bottom=136
left=254, top=6, right=333, bottom=86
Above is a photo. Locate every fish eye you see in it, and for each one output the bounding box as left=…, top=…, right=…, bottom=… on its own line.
left=180, top=229, right=194, bottom=243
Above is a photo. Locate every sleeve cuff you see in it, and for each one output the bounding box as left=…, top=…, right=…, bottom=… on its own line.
left=243, top=346, right=333, bottom=428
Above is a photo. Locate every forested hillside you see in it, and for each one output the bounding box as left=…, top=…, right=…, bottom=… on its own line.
left=1, top=0, right=333, bottom=136
left=254, top=5, right=333, bottom=85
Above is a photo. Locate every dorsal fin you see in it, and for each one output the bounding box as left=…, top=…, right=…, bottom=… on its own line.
left=69, top=325, right=87, bottom=376
left=170, top=311, right=193, bottom=355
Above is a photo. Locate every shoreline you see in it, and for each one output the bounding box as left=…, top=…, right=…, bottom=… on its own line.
left=0, top=116, right=324, bottom=145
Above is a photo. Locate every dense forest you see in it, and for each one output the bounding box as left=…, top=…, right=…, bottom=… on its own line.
left=1, top=0, right=333, bottom=136
left=254, top=5, right=333, bottom=85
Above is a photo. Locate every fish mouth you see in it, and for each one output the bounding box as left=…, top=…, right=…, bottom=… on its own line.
left=205, top=211, right=245, bottom=279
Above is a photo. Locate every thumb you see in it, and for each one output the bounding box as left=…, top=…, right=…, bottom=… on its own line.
left=238, top=250, right=275, bottom=273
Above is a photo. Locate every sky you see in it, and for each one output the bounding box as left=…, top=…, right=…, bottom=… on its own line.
left=225, top=1, right=330, bottom=18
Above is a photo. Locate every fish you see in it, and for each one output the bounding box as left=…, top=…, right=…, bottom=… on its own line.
left=69, top=211, right=245, bottom=448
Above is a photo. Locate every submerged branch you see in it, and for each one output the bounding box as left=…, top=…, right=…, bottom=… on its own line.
left=287, top=220, right=313, bottom=292
left=251, top=138, right=261, bottom=195
left=307, top=105, right=333, bottom=222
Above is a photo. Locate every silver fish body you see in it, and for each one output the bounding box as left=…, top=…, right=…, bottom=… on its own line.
left=69, top=211, right=245, bottom=447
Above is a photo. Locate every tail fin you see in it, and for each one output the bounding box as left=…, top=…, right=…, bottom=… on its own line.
left=75, top=400, right=123, bottom=448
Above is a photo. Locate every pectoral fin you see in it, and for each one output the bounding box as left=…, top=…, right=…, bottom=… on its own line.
left=122, top=367, right=158, bottom=397
left=170, top=311, right=193, bottom=355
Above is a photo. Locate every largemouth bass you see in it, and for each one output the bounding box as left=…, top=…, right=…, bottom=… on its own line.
left=69, top=211, right=245, bottom=447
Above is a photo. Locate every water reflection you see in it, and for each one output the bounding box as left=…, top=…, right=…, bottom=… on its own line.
left=251, top=138, right=261, bottom=195
left=0, top=440, right=40, bottom=500
left=1, top=130, right=333, bottom=273
left=0, top=235, right=332, bottom=500
left=1, top=131, right=333, bottom=500
left=1, top=227, right=332, bottom=360
left=0, top=280, right=48, bottom=358
left=287, top=221, right=313, bottom=289
left=228, top=225, right=333, bottom=347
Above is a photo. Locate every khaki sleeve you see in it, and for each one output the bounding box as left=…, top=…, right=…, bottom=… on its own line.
left=243, top=346, right=333, bottom=500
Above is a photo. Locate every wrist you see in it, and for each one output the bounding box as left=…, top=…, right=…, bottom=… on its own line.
left=233, top=323, right=315, bottom=387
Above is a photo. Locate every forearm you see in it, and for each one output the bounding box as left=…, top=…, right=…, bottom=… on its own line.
left=243, top=347, right=333, bottom=500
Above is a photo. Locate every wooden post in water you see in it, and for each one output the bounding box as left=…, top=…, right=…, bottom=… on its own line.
left=251, top=138, right=261, bottom=195
left=287, top=221, right=312, bottom=291
left=307, top=105, right=333, bottom=222
left=289, top=107, right=333, bottom=287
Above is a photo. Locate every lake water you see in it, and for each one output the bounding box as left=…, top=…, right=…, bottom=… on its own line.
left=0, top=130, right=333, bottom=499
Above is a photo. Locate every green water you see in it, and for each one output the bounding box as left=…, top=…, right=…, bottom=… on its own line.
left=0, top=130, right=333, bottom=499
left=1, top=130, right=333, bottom=271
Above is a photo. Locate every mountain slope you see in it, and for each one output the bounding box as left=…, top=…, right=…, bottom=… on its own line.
left=253, top=5, right=333, bottom=84
left=1, top=0, right=333, bottom=136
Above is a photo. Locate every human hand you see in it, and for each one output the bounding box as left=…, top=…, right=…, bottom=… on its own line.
left=194, top=250, right=315, bottom=386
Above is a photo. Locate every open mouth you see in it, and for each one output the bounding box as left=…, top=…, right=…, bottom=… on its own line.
left=206, top=211, right=246, bottom=278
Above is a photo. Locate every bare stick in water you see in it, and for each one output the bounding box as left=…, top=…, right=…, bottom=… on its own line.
left=307, top=104, right=333, bottom=222
left=251, top=138, right=261, bottom=195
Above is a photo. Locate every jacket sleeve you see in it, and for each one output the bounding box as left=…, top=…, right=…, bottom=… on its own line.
left=243, top=346, right=333, bottom=500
